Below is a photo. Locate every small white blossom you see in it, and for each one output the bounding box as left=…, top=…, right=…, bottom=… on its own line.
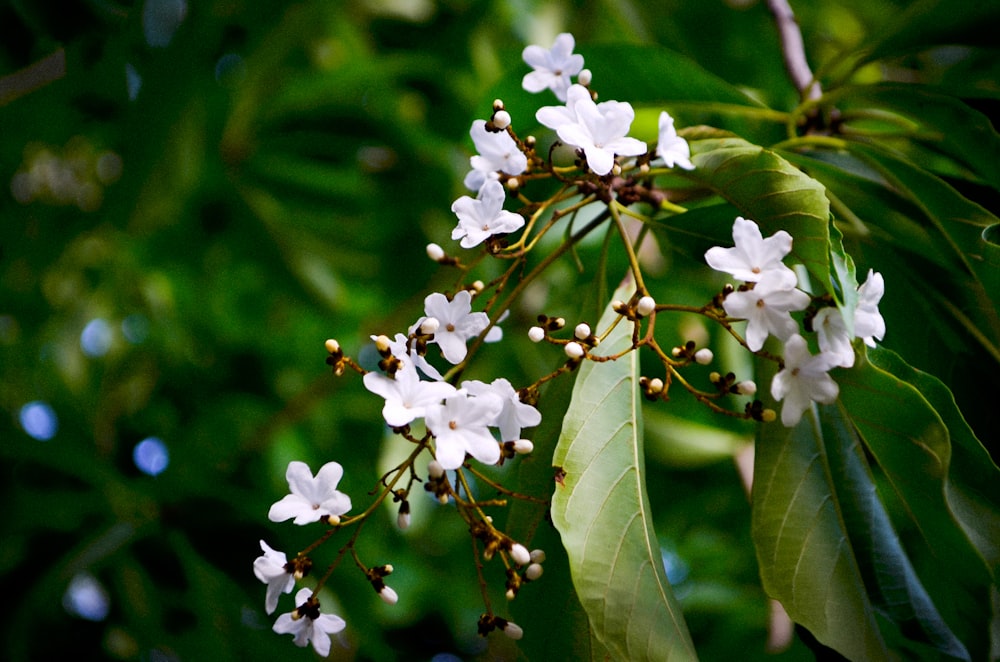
left=510, top=543, right=531, bottom=566
left=363, top=365, right=457, bottom=427
left=574, top=323, right=591, bottom=340
left=253, top=540, right=294, bottom=615
left=502, top=620, right=524, bottom=640
left=537, top=85, right=647, bottom=176
left=521, top=33, right=585, bottom=102
left=528, top=326, right=545, bottom=342
left=577, top=68, right=592, bottom=86
left=463, top=120, right=528, bottom=191
left=425, top=390, right=504, bottom=470
left=418, top=291, right=490, bottom=364
left=525, top=563, right=543, bottom=580
left=564, top=341, right=585, bottom=359
left=492, top=110, right=511, bottom=130
left=655, top=111, right=694, bottom=170
left=268, top=461, right=352, bottom=526
left=451, top=180, right=526, bottom=249
left=636, top=295, right=656, bottom=317
left=272, top=588, right=346, bottom=657
left=378, top=586, right=398, bottom=605
left=813, top=306, right=855, bottom=368
left=771, top=334, right=841, bottom=427
left=694, top=348, right=713, bottom=365
left=736, top=380, right=757, bottom=396
left=854, top=269, right=886, bottom=347
left=705, top=217, right=798, bottom=289
left=426, top=242, right=445, bottom=262
left=512, top=439, right=534, bottom=454
left=463, top=378, right=541, bottom=442
left=723, top=280, right=810, bottom=352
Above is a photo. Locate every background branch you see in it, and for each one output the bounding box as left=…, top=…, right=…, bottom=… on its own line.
left=767, top=0, right=821, bottom=101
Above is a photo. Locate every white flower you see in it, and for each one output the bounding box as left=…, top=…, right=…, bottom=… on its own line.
left=463, top=120, right=528, bottom=191
left=462, top=378, right=541, bottom=442
left=723, top=280, right=810, bottom=352
left=272, top=588, right=346, bottom=657
left=655, top=111, right=694, bottom=170
left=854, top=269, right=886, bottom=347
left=375, top=332, right=443, bottom=381
left=521, top=33, right=585, bottom=102
left=537, top=85, right=647, bottom=176
left=425, top=390, right=504, bottom=470
left=451, top=180, right=526, bottom=249
left=268, top=461, right=352, bottom=526
left=771, top=334, right=841, bottom=427
left=705, top=216, right=798, bottom=289
left=253, top=540, right=294, bottom=615
left=419, top=291, right=490, bottom=364
left=813, top=306, right=855, bottom=368
left=363, top=365, right=457, bottom=427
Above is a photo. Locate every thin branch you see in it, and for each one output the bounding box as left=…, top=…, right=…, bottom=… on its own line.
left=767, top=0, right=821, bottom=102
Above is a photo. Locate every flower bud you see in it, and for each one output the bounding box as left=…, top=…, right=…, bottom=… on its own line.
left=694, top=348, right=714, bottom=365
left=428, top=459, right=444, bottom=479
left=512, top=439, right=534, bottom=455
left=737, top=380, right=757, bottom=395
left=761, top=408, right=777, bottom=423
left=471, top=280, right=485, bottom=293
left=577, top=68, right=593, bottom=86
left=525, top=563, right=543, bottom=581
left=502, top=620, right=524, bottom=640
left=549, top=317, right=565, bottom=330
left=397, top=500, right=411, bottom=530
left=611, top=299, right=627, bottom=314
left=648, top=378, right=664, bottom=394
left=324, top=338, right=340, bottom=354
left=420, top=317, right=440, bottom=335
left=611, top=163, right=621, bottom=176
left=528, top=326, right=545, bottom=343
left=574, top=323, right=591, bottom=340
left=636, top=295, right=656, bottom=317
left=506, top=588, right=517, bottom=601
left=374, top=334, right=392, bottom=354
left=493, top=98, right=505, bottom=111
left=529, top=549, right=546, bottom=564
left=426, top=242, right=445, bottom=262
left=510, top=543, right=531, bottom=566
left=565, top=341, right=584, bottom=359
left=493, top=109, right=512, bottom=130
left=378, top=585, right=399, bottom=605
left=671, top=346, right=683, bottom=357
left=506, top=177, right=520, bottom=190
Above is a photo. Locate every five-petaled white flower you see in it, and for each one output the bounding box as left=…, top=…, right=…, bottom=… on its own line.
left=463, top=120, right=528, bottom=192
left=272, top=588, right=346, bottom=657
left=705, top=216, right=798, bottom=289
left=536, top=85, right=647, bottom=176
left=521, top=33, right=585, bottom=102
left=723, top=280, right=810, bottom=352
left=363, top=364, right=457, bottom=428
left=655, top=111, right=694, bottom=170
left=451, top=180, right=526, bottom=249
left=254, top=540, right=295, bottom=615
left=268, top=461, right=352, bottom=526
left=813, top=306, right=855, bottom=368
left=418, top=291, right=490, bottom=364
left=425, top=390, right=504, bottom=470
left=462, top=378, right=541, bottom=442
left=854, top=269, right=886, bottom=347
left=771, top=334, right=841, bottom=427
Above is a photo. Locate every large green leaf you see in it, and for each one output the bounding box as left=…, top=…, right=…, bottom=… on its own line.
left=681, top=135, right=833, bottom=297
left=552, top=283, right=697, bottom=661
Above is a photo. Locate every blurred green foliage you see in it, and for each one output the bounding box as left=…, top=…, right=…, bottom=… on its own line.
left=1, top=0, right=997, bottom=660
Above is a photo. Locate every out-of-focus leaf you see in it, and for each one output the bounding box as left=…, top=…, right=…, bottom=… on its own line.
left=838, top=347, right=994, bottom=659
left=552, top=282, right=697, bottom=662
left=829, top=84, right=1000, bottom=190
left=849, top=143, right=1000, bottom=360
left=643, top=408, right=748, bottom=468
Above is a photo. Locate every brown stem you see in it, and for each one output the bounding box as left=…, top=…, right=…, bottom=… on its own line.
left=767, top=0, right=821, bottom=102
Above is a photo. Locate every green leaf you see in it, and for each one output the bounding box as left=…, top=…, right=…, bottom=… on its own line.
left=682, top=135, right=833, bottom=296
left=552, top=282, right=697, bottom=662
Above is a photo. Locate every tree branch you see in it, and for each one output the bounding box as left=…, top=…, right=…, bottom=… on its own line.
left=767, top=0, right=821, bottom=101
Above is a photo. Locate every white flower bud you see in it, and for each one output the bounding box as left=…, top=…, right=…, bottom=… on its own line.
left=506, top=588, right=516, bottom=601
left=426, top=242, right=445, bottom=262
left=528, top=326, right=545, bottom=342
left=324, top=338, right=340, bottom=354
left=374, top=334, right=392, bottom=353
left=492, top=98, right=505, bottom=111
left=694, top=348, right=714, bottom=365
left=512, top=439, right=533, bottom=455
left=636, top=295, right=656, bottom=317
left=493, top=109, right=512, bottom=130
left=648, top=378, right=664, bottom=393
left=529, top=549, right=546, bottom=564
left=737, top=380, right=757, bottom=395
left=420, top=317, right=440, bottom=335
left=577, top=68, right=593, bottom=86
left=397, top=511, right=410, bottom=530
left=611, top=163, right=621, bottom=176
left=502, top=621, right=524, bottom=640
left=428, top=460, right=444, bottom=479
left=378, top=585, right=398, bottom=605
left=574, top=323, right=591, bottom=340
left=525, top=563, right=543, bottom=581
left=510, top=543, right=531, bottom=566
left=471, top=280, right=485, bottom=293
left=564, top=342, right=584, bottom=359
left=506, top=177, right=520, bottom=190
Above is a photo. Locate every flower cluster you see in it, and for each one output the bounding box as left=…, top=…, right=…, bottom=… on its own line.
left=705, top=217, right=885, bottom=426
